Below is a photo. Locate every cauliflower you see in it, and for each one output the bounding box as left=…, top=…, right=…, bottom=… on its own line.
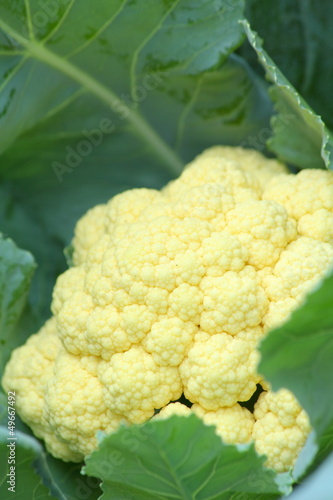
left=2, top=146, right=333, bottom=471
left=253, top=389, right=311, bottom=472
left=155, top=401, right=254, bottom=445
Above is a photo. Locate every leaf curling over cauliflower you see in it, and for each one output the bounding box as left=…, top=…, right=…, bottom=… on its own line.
left=2, top=146, right=333, bottom=472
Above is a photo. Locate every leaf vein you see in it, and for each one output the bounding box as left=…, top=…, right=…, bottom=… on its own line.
left=42, top=0, right=76, bottom=44
left=65, top=0, right=129, bottom=60
left=24, top=0, right=34, bottom=40
left=145, top=433, right=193, bottom=500
left=0, top=18, right=183, bottom=175
left=136, top=455, right=180, bottom=491
left=106, top=479, right=182, bottom=499
left=175, top=74, right=204, bottom=152
left=173, top=438, right=195, bottom=472
left=129, top=0, right=181, bottom=96
left=192, top=456, right=219, bottom=499
left=0, top=56, right=28, bottom=95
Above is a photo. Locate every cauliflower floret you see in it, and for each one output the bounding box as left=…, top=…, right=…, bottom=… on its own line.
left=105, top=188, right=161, bottom=226
left=72, top=204, right=108, bottom=266
left=2, top=318, right=60, bottom=425
left=226, top=200, right=297, bottom=269
left=200, top=266, right=268, bottom=335
left=156, top=401, right=254, bottom=445
left=3, top=146, right=332, bottom=467
left=56, top=290, right=95, bottom=356
left=98, top=346, right=182, bottom=423
left=193, top=403, right=254, bottom=444
left=177, top=155, right=262, bottom=203
left=172, top=183, right=235, bottom=222
left=154, top=402, right=192, bottom=419
left=198, top=231, right=249, bottom=276
left=253, top=389, right=311, bottom=472
left=121, top=304, right=157, bottom=343
left=200, top=146, right=288, bottom=189
left=44, top=350, right=123, bottom=458
left=52, top=266, right=86, bottom=315
left=1, top=319, right=83, bottom=462
left=262, top=237, right=333, bottom=303
left=168, top=283, right=203, bottom=323
left=180, top=331, right=261, bottom=409
left=298, top=208, right=333, bottom=245
left=262, top=297, right=299, bottom=333
left=142, top=317, right=198, bottom=366
left=263, top=169, right=333, bottom=220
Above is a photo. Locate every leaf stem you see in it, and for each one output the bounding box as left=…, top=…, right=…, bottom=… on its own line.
left=0, top=20, right=184, bottom=177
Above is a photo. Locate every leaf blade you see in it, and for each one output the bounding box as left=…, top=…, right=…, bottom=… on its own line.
left=242, top=19, right=333, bottom=170
left=0, top=427, right=56, bottom=500
left=0, top=236, right=35, bottom=374
left=83, top=416, right=291, bottom=499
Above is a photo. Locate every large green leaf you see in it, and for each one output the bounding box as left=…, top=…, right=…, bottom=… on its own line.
left=0, top=425, right=101, bottom=500
left=0, top=183, right=65, bottom=324
left=0, top=0, right=249, bottom=180
left=258, top=270, right=333, bottom=475
left=242, top=0, right=333, bottom=132
left=0, top=234, right=100, bottom=500
left=0, top=236, right=35, bottom=374
left=0, top=398, right=101, bottom=500
left=34, top=454, right=102, bottom=500
left=242, top=21, right=333, bottom=171
left=84, top=415, right=292, bottom=499
left=0, top=427, right=57, bottom=499
left=0, top=236, right=38, bottom=491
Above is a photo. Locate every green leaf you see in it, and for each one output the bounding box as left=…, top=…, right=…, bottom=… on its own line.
left=258, top=270, right=333, bottom=474
left=0, top=427, right=56, bottom=499
left=0, top=236, right=36, bottom=375
left=34, top=454, right=102, bottom=500
left=242, top=20, right=333, bottom=171
left=63, top=243, right=74, bottom=268
left=242, top=0, right=333, bottom=132
left=0, top=182, right=66, bottom=324
left=83, top=415, right=292, bottom=499
left=0, top=0, right=249, bottom=181
left=0, top=231, right=101, bottom=500
left=0, top=422, right=101, bottom=500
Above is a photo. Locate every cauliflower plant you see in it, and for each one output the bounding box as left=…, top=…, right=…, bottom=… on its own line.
left=2, top=146, right=333, bottom=471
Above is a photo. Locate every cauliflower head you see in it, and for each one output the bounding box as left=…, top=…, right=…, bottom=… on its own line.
left=2, top=146, right=333, bottom=471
